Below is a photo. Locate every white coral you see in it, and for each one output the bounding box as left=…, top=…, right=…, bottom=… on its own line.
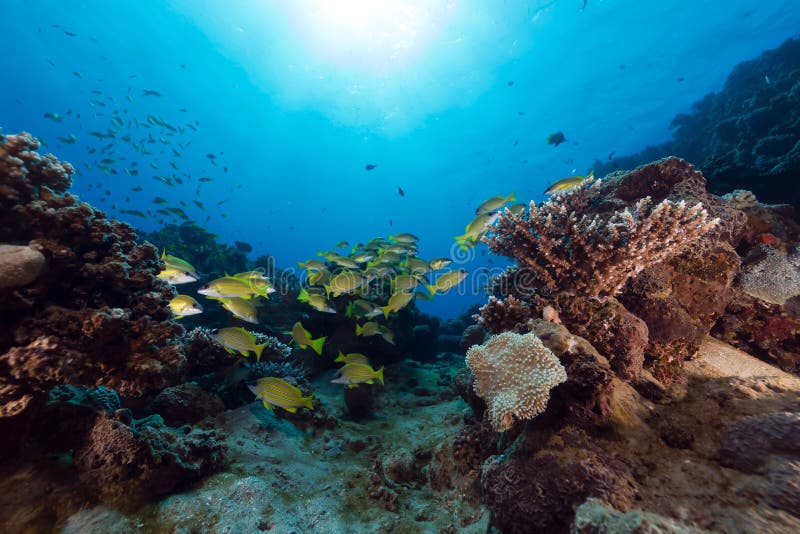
left=466, top=332, right=567, bottom=432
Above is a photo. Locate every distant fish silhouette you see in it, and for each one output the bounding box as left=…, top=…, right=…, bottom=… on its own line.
left=546, top=131, right=566, bottom=147
left=365, top=164, right=377, bottom=171
left=398, top=187, right=405, bottom=197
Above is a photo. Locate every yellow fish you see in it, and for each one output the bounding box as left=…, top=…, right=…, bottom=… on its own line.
left=217, top=297, right=259, bottom=324
left=476, top=193, right=516, bottom=215
left=290, top=321, right=326, bottom=356
left=355, top=322, right=395, bottom=344
left=380, top=290, right=415, bottom=319
left=454, top=212, right=500, bottom=250
left=157, top=267, right=198, bottom=285
left=426, top=269, right=468, bottom=296
left=298, top=259, right=327, bottom=271
left=428, top=258, right=452, bottom=271
left=335, top=351, right=370, bottom=365
left=331, top=363, right=385, bottom=388
left=249, top=377, right=314, bottom=413
left=198, top=277, right=257, bottom=299
left=392, top=275, right=421, bottom=292
left=210, top=327, right=267, bottom=360
left=325, top=271, right=364, bottom=297
left=544, top=171, right=594, bottom=195
left=168, top=294, right=203, bottom=318
left=298, top=288, right=336, bottom=314
left=389, top=233, right=419, bottom=244
left=160, top=250, right=198, bottom=278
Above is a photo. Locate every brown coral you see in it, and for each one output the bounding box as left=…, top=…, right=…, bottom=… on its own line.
left=0, top=131, right=187, bottom=456
left=466, top=332, right=567, bottom=432
left=487, top=179, right=719, bottom=298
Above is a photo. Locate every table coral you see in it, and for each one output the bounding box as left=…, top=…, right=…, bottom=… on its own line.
left=466, top=331, right=567, bottom=432
left=487, top=178, right=719, bottom=298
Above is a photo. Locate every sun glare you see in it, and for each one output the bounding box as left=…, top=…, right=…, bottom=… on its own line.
left=299, top=0, right=438, bottom=71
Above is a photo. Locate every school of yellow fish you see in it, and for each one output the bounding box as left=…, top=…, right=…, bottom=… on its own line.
left=159, top=176, right=588, bottom=416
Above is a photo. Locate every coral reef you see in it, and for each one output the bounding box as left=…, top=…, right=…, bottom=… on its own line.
left=73, top=413, right=225, bottom=512
left=149, top=383, right=225, bottom=426
left=466, top=332, right=567, bottom=432
left=713, top=290, right=800, bottom=374
left=595, top=37, right=800, bottom=212
left=143, top=222, right=249, bottom=278
left=0, top=133, right=195, bottom=457
left=487, top=178, right=718, bottom=298
left=480, top=157, right=745, bottom=380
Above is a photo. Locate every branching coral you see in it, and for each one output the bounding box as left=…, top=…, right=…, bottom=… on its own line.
left=486, top=180, right=719, bottom=298
left=466, top=332, right=567, bottom=432
left=474, top=295, right=532, bottom=334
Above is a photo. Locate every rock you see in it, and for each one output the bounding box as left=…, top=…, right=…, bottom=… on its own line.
left=572, top=498, right=703, bottom=533
left=767, top=460, right=800, bottom=518
left=0, top=393, right=36, bottom=459
left=149, top=383, right=224, bottom=427
left=620, top=244, right=740, bottom=380
left=343, top=384, right=378, bottom=418
left=556, top=295, right=649, bottom=381
left=459, top=325, right=486, bottom=353
left=482, top=441, right=636, bottom=534
left=452, top=367, right=485, bottom=417
left=0, top=244, right=45, bottom=289
left=718, top=412, right=800, bottom=473
left=73, top=414, right=225, bottom=512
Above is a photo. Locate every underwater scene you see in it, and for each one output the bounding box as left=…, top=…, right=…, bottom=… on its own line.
left=2, top=0, right=800, bottom=532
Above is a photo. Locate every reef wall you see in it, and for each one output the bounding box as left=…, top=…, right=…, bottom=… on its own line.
left=594, top=36, right=800, bottom=213
left=0, top=133, right=225, bottom=514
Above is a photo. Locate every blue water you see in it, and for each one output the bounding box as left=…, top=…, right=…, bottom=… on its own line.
left=2, top=0, right=799, bottom=317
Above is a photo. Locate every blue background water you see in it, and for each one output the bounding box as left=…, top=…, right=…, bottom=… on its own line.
left=1, top=0, right=799, bottom=317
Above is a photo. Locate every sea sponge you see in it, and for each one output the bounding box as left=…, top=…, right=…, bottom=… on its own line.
left=466, top=332, right=567, bottom=432
left=739, top=245, right=800, bottom=305
left=0, top=244, right=45, bottom=289
left=722, top=189, right=758, bottom=209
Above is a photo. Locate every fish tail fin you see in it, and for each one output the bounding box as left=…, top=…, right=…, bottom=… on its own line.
left=304, top=394, right=315, bottom=410
left=425, top=284, right=437, bottom=297
left=254, top=343, right=266, bottom=362
left=380, top=305, right=391, bottom=320
left=355, top=324, right=363, bottom=336
left=508, top=192, right=517, bottom=202
left=375, top=366, right=385, bottom=385
left=298, top=288, right=309, bottom=303
left=454, top=235, right=470, bottom=252
left=160, top=249, right=167, bottom=262
left=310, top=336, right=326, bottom=356
left=335, top=351, right=345, bottom=363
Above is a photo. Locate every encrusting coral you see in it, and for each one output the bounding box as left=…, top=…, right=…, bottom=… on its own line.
left=487, top=179, right=719, bottom=298
left=466, top=331, right=567, bottom=432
